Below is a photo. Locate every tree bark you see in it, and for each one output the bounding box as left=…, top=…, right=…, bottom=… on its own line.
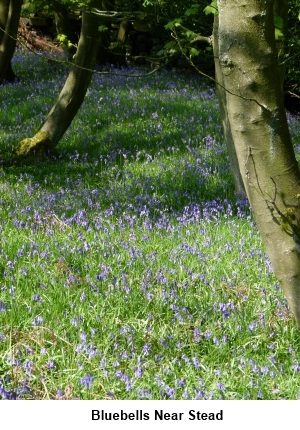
left=53, top=2, right=77, bottom=61
left=213, top=14, right=245, bottom=197
left=97, top=0, right=115, bottom=65
left=0, top=0, right=9, bottom=44
left=216, top=0, right=300, bottom=327
left=118, top=19, right=130, bottom=45
left=0, top=0, right=22, bottom=84
left=14, top=6, right=102, bottom=157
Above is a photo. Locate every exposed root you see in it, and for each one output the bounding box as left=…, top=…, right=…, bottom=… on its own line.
left=14, top=131, right=53, bottom=157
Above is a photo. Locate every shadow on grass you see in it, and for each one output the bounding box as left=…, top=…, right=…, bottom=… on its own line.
left=0, top=53, right=238, bottom=217
left=0, top=144, right=236, bottom=220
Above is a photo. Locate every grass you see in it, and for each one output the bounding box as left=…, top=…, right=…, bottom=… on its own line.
left=0, top=50, right=300, bottom=400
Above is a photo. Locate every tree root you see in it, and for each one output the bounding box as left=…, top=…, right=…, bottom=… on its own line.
left=14, top=131, right=53, bottom=157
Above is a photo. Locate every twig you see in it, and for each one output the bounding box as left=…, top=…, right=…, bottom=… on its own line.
left=3, top=25, right=163, bottom=79
left=172, top=28, right=272, bottom=112
left=288, top=91, right=300, bottom=100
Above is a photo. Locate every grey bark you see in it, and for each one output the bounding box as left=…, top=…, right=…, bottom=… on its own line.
left=216, top=0, right=300, bottom=327
left=213, top=14, right=245, bottom=197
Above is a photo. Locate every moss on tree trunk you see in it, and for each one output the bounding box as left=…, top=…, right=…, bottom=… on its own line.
left=14, top=132, right=52, bottom=157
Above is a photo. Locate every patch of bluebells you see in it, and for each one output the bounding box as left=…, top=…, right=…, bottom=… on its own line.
left=0, top=51, right=300, bottom=399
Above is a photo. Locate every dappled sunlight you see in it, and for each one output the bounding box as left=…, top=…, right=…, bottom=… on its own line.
left=1, top=51, right=300, bottom=400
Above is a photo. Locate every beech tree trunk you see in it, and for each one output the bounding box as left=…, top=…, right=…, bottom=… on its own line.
left=0, top=0, right=22, bottom=84
left=213, top=15, right=245, bottom=197
left=14, top=5, right=102, bottom=156
left=216, top=0, right=300, bottom=327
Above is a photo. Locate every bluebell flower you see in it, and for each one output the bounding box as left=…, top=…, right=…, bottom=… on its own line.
left=143, top=343, right=151, bottom=355
left=292, top=364, right=300, bottom=372
left=32, top=316, right=44, bottom=326
left=176, top=379, right=185, bottom=388
left=192, top=356, right=200, bottom=369
left=216, top=382, right=225, bottom=391
left=257, top=391, right=263, bottom=399
left=80, top=373, right=94, bottom=390
left=46, top=361, right=55, bottom=370
left=24, top=360, right=34, bottom=376
left=32, top=295, right=42, bottom=303
left=135, top=367, right=143, bottom=378
left=125, top=377, right=132, bottom=391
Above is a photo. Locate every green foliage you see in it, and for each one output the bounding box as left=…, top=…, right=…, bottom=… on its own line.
left=157, top=40, right=179, bottom=57
left=164, top=19, right=181, bottom=31
left=22, top=0, right=86, bottom=16
left=189, top=47, right=200, bottom=57
left=274, top=16, right=284, bottom=40
left=203, top=0, right=218, bottom=16
left=98, top=25, right=109, bottom=32
left=162, top=2, right=214, bottom=67
left=56, top=33, right=76, bottom=49
left=184, top=4, right=200, bottom=17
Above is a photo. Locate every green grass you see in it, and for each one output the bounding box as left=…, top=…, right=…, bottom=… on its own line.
left=0, top=51, right=300, bottom=400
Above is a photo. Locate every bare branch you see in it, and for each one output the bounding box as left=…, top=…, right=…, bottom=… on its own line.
left=173, top=23, right=212, bottom=46
left=288, top=91, right=300, bottom=100
left=87, top=9, right=149, bottom=22
left=2, top=26, right=164, bottom=79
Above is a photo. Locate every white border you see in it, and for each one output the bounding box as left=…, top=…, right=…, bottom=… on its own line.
left=1, top=400, right=298, bottom=430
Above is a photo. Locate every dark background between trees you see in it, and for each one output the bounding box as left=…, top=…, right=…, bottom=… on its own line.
left=18, top=0, right=300, bottom=112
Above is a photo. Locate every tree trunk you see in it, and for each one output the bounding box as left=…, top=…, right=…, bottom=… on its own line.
left=216, top=0, right=300, bottom=327
left=14, top=7, right=102, bottom=157
left=213, top=14, right=245, bottom=197
left=53, top=2, right=77, bottom=61
left=97, top=0, right=115, bottom=65
left=0, top=0, right=22, bottom=84
left=118, top=19, right=130, bottom=45
left=0, top=0, right=9, bottom=44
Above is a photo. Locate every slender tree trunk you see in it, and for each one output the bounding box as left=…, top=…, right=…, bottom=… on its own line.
left=0, top=0, right=9, bottom=44
left=118, top=19, right=130, bottom=44
left=216, top=0, right=300, bottom=327
left=0, top=0, right=10, bottom=76
left=97, top=0, right=115, bottom=65
left=213, top=15, right=245, bottom=197
left=0, top=0, right=22, bottom=84
left=14, top=7, right=102, bottom=156
left=53, top=2, right=76, bottom=61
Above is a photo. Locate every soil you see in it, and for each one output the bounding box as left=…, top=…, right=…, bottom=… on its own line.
left=18, top=21, right=63, bottom=55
